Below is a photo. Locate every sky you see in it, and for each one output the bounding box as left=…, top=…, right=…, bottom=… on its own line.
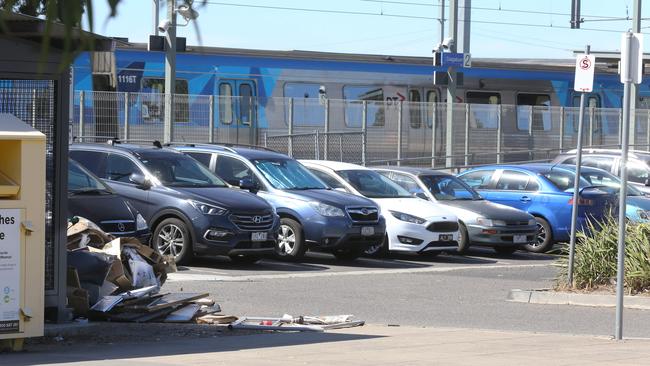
left=86, top=0, right=648, bottom=60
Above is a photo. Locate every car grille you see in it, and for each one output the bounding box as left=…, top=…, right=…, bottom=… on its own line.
left=426, top=221, right=459, bottom=232
left=230, top=213, right=274, bottom=231
left=100, top=220, right=136, bottom=234
left=504, top=220, right=530, bottom=226
left=346, top=207, right=379, bottom=222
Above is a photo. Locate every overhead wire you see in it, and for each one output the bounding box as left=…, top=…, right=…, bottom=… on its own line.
left=202, top=1, right=625, bottom=33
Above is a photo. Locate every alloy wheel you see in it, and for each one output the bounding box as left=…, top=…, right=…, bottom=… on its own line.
left=278, top=224, right=296, bottom=254
left=157, top=223, right=185, bottom=257
left=532, top=222, right=546, bottom=248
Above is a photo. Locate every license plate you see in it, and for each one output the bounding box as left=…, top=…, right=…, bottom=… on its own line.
left=439, top=234, right=453, bottom=241
left=361, top=226, right=375, bottom=236
left=513, top=234, right=527, bottom=243
left=251, top=232, right=267, bottom=242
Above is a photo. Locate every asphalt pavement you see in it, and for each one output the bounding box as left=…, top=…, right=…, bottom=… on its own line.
left=163, top=248, right=650, bottom=338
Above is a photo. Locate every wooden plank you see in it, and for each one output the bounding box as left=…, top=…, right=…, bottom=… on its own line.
left=146, top=293, right=209, bottom=312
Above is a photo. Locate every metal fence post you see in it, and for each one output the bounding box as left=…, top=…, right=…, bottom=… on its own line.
left=288, top=98, right=294, bottom=157
left=339, top=135, right=343, bottom=162
left=397, top=101, right=403, bottom=166
left=528, top=105, right=534, bottom=161
left=315, top=129, right=320, bottom=160
left=263, top=131, right=268, bottom=148
left=647, top=109, right=650, bottom=151
left=588, top=106, right=594, bottom=147
left=123, top=92, right=130, bottom=140
left=464, top=103, right=470, bottom=166
left=361, top=100, right=368, bottom=166
left=31, top=89, right=37, bottom=127
left=209, top=95, right=215, bottom=143
left=496, top=104, right=502, bottom=164
left=324, top=99, right=330, bottom=160
left=431, top=102, right=437, bottom=168
left=79, top=90, right=85, bottom=141
left=559, top=106, right=565, bottom=153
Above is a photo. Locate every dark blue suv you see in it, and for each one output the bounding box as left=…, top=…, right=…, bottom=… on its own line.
left=172, top=144, right=386, bottom=261
left=70, top=142, right=280, bottom=265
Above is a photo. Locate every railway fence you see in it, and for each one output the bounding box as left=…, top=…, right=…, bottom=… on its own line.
left=62, top=90, right=650, bottom=169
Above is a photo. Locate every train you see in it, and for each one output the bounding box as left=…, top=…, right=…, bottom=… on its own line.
left=71, top=43, right=650, bottom=166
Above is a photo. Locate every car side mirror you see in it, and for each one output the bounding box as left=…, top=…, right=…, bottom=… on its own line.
left=239, top=178, right=259, bottom=193
left=645, top=179, right=650, bottom=187
left=414, top=192, right=429, bottom=200
left=129, top=173, right=151, bottom=190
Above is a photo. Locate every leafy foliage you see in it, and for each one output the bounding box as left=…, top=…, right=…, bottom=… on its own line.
left=556, top=215, right=650, bottom=294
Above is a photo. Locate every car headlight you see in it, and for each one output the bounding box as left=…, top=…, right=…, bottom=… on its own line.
left=188, top=200, right=228, bottom=216
left=390, top=211, right=426, bottom=225
left=476, top=217, right=507, bottom=227
left=136, top=213, right=148, bottom=231
left=637, top=209, right=650, bottom=221
left=310, top=202, right=345, bottom=217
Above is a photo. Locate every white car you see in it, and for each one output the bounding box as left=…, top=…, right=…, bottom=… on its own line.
left=301, top=160, right=460, bottom=257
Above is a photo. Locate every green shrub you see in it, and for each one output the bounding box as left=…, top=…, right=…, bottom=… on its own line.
left=556, top=215, right=650, bottom=294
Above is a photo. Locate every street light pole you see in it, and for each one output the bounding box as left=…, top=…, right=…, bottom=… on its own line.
left=164, top=0, right=177, bottom=144
left=445, top=0, right=458, bottom=168
left=153, top=0, right=160, bottom=36
left=629, top=0, right=641, bottom=146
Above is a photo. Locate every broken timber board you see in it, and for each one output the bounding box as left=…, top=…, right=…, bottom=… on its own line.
left=146, top=293, right=209, bottom=312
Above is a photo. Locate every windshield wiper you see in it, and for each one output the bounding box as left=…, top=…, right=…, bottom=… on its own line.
left=287, top=187, right=325, bottom=190
left=70, top=188, right=112, bottom=195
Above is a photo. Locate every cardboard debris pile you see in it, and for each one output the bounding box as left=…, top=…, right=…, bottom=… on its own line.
left=228, top=314, right=365, bottom=332
left=66, top=217, right=220, bottom=324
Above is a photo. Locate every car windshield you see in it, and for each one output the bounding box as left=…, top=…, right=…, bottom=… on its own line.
left=419, top=175, right=482, bottom=200
left=138, top=152, right=227, bottom=188
left=579, top=170, right=642, bottom=196
left=338, top=170, right=412, bottom=198
left=253, top=159, right=328, bottom=190
left=68, top=160, right=112, bottom=194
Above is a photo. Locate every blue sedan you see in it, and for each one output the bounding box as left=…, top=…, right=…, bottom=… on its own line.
left=458, top=164, right=618, bottom=253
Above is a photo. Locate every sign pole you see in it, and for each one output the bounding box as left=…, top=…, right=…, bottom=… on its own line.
left=615, top=30, right=643, bottom=341
left=568, top=44, right=592, bottom=287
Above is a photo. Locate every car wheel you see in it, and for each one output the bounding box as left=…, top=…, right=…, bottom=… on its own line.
left=275, top=218, right=306, bottom=260
left=493, top=246, right=518, bottom=255
left=154, top=217, right=193, bottom=265
left=456, top=222, right=470, bottom=254
left=525, top=217, right=554, bottom=253
left=229, top=255, right=261, bottom=264
left=364, top=234, right=389, bottom=257
left=333, top=247, right=363, bottom=261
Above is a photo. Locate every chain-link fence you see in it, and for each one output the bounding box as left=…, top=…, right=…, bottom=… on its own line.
left=71, top=91, right=650, bottom=169
left=0, top=80, right=57, bottom=291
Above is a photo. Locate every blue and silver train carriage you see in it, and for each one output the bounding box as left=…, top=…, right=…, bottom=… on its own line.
left=71, top=43, right=647, bottom=166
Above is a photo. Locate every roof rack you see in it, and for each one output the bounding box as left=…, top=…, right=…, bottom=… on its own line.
left=164, top=142, right=278, bottom=154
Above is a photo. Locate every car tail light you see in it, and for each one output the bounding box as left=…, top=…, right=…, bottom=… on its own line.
left=568, top=197, right=594, bottom=206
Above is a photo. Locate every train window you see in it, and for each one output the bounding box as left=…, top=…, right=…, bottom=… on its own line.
left=409, top=89, right=422, bottom=128
left=466, top=92, right=500, bottom=129
left=240, top=84, right=253, bottom=125
left=283, top=83, right=326, bottom=126
left=343, top=86, right=385, bottom=127
left=141, top=78, right=189, bottom=122
left=425, top=90, right=440, bottom=128
left=516, top=94, right=551, bottom=131
left=219, top=83, right=233, bottom=125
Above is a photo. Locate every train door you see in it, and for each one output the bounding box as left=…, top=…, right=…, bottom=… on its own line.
left=216, top=79, right=257, bottom=145
left=571, top=94, right=601, bottom=146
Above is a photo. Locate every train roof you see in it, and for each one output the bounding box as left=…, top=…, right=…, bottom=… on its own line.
left=117, top=42, right=597, bottom=73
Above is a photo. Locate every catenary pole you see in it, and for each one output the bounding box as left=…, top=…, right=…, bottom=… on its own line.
left=445, top=0, right=458, bottom=168
left=629, top=0, right=641, bottom=146
left=164, top=0, right=177, bottom=143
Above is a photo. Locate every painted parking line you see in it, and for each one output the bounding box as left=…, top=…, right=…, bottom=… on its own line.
left=167, top=262, right=551, bottom=282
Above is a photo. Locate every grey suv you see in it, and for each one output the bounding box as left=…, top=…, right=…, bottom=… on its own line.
left=171, top=144, right=386, bottom=261
left=70, top=142, right=280, bottom=265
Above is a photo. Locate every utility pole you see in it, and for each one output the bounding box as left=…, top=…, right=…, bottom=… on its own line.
left=458, top=0, right=471, bottom=53
left=629, top=0, right=641, bottom=146
left=153, top=0, right=160, bottom=36
left=439, top=0, right=445, bottom=47
left=164, top=0, right=177, bottom=143
left=445, top=0, right=458, bottom=168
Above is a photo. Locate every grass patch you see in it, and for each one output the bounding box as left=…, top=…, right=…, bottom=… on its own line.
left=556, top=215, right=650, bottom=294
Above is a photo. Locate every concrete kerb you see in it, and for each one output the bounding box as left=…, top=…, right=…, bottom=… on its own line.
left=508, top=288, right=650, bottom=310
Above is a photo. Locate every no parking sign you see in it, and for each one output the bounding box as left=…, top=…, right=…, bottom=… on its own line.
left=574, top=54, right=595, bottom=92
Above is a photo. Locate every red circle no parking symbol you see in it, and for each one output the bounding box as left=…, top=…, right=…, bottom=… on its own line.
left=580, top=56, right=592, bottom=70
